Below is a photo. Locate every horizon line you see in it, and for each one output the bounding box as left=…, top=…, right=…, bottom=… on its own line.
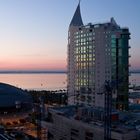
left=0, top=70, right=139, bottom=74
left=0, top=70, right=67, bottom=74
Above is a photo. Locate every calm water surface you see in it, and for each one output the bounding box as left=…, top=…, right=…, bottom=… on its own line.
left=0, top=73, right=139, bottom=91
left=0, top=73, right=67, bottom=90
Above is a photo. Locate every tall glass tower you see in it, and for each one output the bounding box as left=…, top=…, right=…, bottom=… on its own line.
left=67, top=2, right=130, bottom=110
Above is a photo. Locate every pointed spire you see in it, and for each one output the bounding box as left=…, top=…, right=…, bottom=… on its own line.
left=110, top=17, right=117, bottom=25
left=69, top=1, right=83, bottom=27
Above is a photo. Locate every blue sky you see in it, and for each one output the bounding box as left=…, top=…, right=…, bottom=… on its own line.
left=0, top=0, right=139, bottom=70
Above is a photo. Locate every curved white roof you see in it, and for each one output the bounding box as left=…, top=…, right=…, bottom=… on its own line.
left=0, top=83, right=32, bottom=107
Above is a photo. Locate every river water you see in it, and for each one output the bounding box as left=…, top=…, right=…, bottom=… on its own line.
left=0, top=73, right=139, bottom=91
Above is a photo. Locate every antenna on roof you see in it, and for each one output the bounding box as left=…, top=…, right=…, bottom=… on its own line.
left=79, top=0, right=81, bottom=4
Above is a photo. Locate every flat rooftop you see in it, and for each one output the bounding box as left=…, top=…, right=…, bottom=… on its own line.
left=48, top=105, right=140, bottom=132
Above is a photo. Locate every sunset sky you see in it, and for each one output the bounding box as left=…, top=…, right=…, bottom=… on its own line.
left=0, top=0, right=139, bottom=71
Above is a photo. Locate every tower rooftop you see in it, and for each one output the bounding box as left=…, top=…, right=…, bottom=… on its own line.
left=70, top=2, right=83, bottom=27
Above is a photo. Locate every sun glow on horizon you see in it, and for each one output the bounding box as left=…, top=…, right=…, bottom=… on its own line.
left=0, top=58, right=66, bottom=71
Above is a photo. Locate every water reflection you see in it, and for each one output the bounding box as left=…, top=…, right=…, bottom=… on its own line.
left=0, top=73, right=67, bottom=90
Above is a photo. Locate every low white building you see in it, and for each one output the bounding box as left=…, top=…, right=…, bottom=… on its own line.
left=43, top=106, right=140, bottom=140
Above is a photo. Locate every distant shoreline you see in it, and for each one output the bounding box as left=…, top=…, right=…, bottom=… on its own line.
left=0, top=71, right=139, bottom=74
left=130, top=71, right=140, bottom=74
left=0, top=71, right=67, bottom=74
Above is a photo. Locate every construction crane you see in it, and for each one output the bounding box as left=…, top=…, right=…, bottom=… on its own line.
left=104, top=81, right=112, bottom=140
left=36, top=95, right=46, bottom=140
left=104, top=79, right=123, bottom=140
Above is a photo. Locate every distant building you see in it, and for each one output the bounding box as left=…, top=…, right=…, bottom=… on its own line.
left=129, top=92, right=140, bottom=105
left=67, top=2, right=130, bottom=110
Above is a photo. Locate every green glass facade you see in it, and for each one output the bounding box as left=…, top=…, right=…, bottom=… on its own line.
left=111, top=29, right=130, bottom=110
